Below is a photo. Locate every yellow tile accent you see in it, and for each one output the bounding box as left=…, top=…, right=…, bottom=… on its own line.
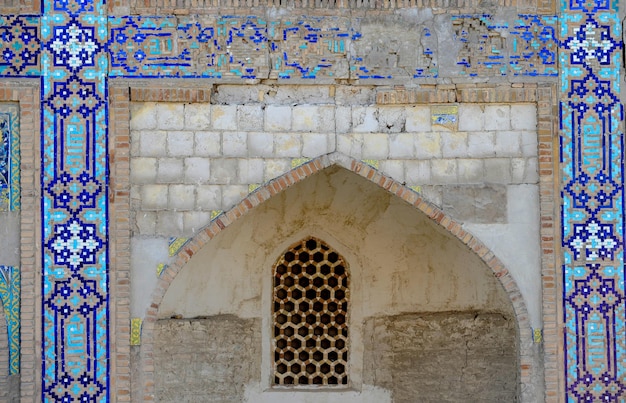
left=168, top=237, right=189, bottom=257
left=130, top=318, right=142, bottom=346
left=533, top=328, right=543, bottom=343
left=362, top=159, right=379, bottom=169
left=210, top=210, right=223, bottom=220
left=291, top=158, right=311, bottom=168
left=431, top=105, right=458, bottom=130
left=248, top=183, right=260, bottom=193
left=410, top=185, right=422, bottom=193
left=156, top=263, right=166, bottom=277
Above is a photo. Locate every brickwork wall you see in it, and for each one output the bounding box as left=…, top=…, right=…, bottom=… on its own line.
left=0, top=83, right=40, bottom=403
left=363, top=312, right=518, bottom=402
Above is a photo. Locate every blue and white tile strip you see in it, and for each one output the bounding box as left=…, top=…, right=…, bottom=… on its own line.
left=40, top=0, right=109, bottom=400
left=0, top=265, right=20, bottom=376
left=560, top=0, right=626, bottom=400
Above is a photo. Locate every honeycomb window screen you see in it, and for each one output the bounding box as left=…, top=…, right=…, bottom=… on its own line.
left=273, top=237, right=349, bottom=386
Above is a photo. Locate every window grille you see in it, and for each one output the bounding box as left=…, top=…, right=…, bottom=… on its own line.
left=273, top=237, right=349, bottom=385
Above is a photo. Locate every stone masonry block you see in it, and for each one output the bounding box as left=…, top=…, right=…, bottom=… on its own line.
left=293, top=105, right=322, bottom=132
left=237, top=105, right=264, bottom=131
left=457, top=159, right=484, bottom=183
left=458, top=105, right=485, bottom=132
left=212, top=105, right=238, bottom=130
left=525, top=157, right=539, bottom=183
left=184, top=158, right=211, bottom=184
left=378, top=107, right=406, bottom=133
left=156, top=103, right=185, bottom=130
left=405, top=106, right=431, bottom=132
left=167, top=131, right=194, bottom=157
left=130, top=158, right=157, bottom=184
left=238, top=158, right=265, bottom=184
left=521, top=132, right=538, bottom=157
left=511, top=158, right=526, bottom=184
left=442, top=185, right=507, bottom=223
left=362, top=133, right=389, bottom=159
left=380, top=160, right=405, bottom=183
left=483, top=159, right=512, bottom=183
left=130, top=102, right=157, bottom=130
left=135, top=211, right=157, bottom=235
left=405, top=160, right=431, bottom=185
left=183, top=211, right=213, bottom=235
left=468, top=132, right=496, bottom=158
left=222, top=185, right=248, bottom=210
left=484, top=105, right=511, bottom=131
left=196, top=185, right=222, bottom=210
left=194, top=132, right=221, bottom=157
left=156, top=211, right=184, bottom=236
left=157, top=158, right=184, bottom=184
left=139, top=131, right=167, bottom=157
left=302, top=133, right=331, bottom=158
left=209, top=159, right=238, bottom=184
left=184, top=104, right=211, bottom=130
left=495, top=131, right=522, bottom=157
left=337, top=133, right=363, bottom=159
left=510, top=104, right=537, bottom=131
left=432, top=159, right=458, bottom=184
left=248, top=132, right=274, bottom=157
left=335, top=106, right=352, bottom=134
left=274, top=133, right=302, bottom=157
left=264, top=159, right=291, bottom=182
left=169, top=185, right=195, bottom=210
left=222, top=132, right=247, bottom=157
left=441, top=132, right=469, bottom=158
left=265, top=105, right=292, bottom=132
left=319, top=106, right=336, bottom=132
left=389, top=133, right=415, bottom=159
left=414, top=132, right=442, bottom=159
left=0, top=212, right=20, bottom=267
left=352, top=107, right=379, bottom=133
left=141, top=185, right=168, bottom=210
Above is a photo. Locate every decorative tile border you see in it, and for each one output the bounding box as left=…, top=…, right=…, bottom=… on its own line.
left=0, top=0, right=622, bottom=400
left=559, top=1, right=625, bottom=400
left=40, top=0, right=110, bottom=400
left=0, top=102, right=19, bottom=211
left=0, top=266, right=20, bottom=375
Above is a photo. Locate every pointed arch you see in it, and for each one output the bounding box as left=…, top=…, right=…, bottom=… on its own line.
left=138, top=151, right=533, bottom=400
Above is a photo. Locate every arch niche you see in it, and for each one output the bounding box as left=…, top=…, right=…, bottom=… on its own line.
left=140, top=153, right=532, bottom=402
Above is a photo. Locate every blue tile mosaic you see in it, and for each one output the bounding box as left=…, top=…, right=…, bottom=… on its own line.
left=560, top=2, right=626, bottom=401
left=0, top=266, right=20, bottom=375
left=0, top=2, right=623, bottom=400
left=0, top=103, right=19, bottom=211
left=0, top=16, right=41, bottom=77
left=40, top=0, right=109, bottom=401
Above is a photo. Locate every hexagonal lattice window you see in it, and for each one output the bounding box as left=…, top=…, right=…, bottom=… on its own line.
left=273, top=237, right=349, bottom=386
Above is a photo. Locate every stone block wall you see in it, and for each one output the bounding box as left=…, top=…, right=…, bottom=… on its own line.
left=154, top=316, right=262, bottom=402
left=363, top=312, right=517, bottom=402
left=130, top=87, right=538, bottom=238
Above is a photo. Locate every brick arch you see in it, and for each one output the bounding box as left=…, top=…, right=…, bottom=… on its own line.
left=138, top=151, right=533, bottom=401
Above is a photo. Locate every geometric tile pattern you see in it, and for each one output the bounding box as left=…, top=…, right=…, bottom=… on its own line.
left=108, top=15, right=353, bottom=80
left=559, top=0, right=626, bottom=400
left=0, top=103, right=19, bottom=211
left=0, top=266, right=20, bottom=375
left=40, top=0, right=109, bottom=401
left=0, top=2, right=623, bottom=401
left=0, top=15, right=41, bottom=77
left=452, top=14, right=558, bottom=77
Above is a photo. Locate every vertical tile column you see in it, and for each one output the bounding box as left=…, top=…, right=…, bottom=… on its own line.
left=560, top=0, right=625, bottom=400
left=40, top=0, right=109, bottom=400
